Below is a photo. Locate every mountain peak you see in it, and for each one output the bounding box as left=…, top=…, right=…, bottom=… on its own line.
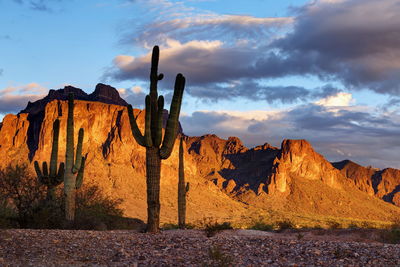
left=90, top=83, right=127, bottom=106
left=21, top=83, right=128, bottom=115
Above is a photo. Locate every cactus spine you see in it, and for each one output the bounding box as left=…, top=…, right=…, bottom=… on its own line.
left=34, top=119, right=64, bottom=202
left=178, top=136, right=189, bottom=229
left=64, top=93, right=86, bottom=222
left=127, top=45, right=185, bottom=232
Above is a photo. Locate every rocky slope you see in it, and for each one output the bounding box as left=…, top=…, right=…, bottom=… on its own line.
left=333, top=160, right=400, bottom=206
left=1, top=84, right=400, bottom=224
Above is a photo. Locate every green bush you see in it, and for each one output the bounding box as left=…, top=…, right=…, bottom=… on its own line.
left=275, top=220, right=295, bottom=232
left=380, top=228, right=400, bottom=244
left=249, top=221, right=274, bottom=231
left=0, top=164, right=46, bottom=228
left=203, top=245, right=234, bottom=267
left=327, top=221, right=341, bottom=229
left=204, top=220, right=233, bottom=237
left=0, top=164, right=144, bottom=230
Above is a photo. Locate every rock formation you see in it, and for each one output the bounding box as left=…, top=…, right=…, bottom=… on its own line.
left=333, top=160, right=400, bottom=206
left=1, top=84, right=400, bottom=224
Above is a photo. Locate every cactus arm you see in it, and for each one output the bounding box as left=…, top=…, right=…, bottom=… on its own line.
left=154, top=96, right=164, bottom=147
left=72, top=128, right=84, bottom=173
left=49, top=119, right=60, bottom=177
left=144, top=95, right=153, bottom=147
left=42, top=162, right=49, bottom=177
left=66, top=93, right=75, bottom=173
left=75, top=156, right=86, bottom=189
left=127, top=105, right=146, bottom=147
left=56, top=162, right=65, bottom=184
left=149, top=46, right=163, bottom=143
left=160, top=74, right=185, bottom=159
left=34, top=161, right=43, bottom=180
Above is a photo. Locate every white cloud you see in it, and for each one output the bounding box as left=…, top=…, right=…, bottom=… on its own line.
left=131, top=85, right=143, bottom=94
left=315, top=92, right=354, bottom=107
left=0, top=83, right=47, bottom=114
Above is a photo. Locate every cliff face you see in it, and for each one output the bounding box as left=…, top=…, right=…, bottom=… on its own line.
left=333, top=160, right=400, bottom=206
left=1, top=86, right=400, bottom=223
left=267, top=140, right=347, bottom=194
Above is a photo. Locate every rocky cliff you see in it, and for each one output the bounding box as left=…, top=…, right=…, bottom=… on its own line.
left=333, top=160, right=400, bottom=206
left=1, top=85, right=400, bottom=224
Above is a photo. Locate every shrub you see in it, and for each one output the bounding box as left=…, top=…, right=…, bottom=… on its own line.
left=275, top=220, right=295, bottom=232
left=0, top=200, right=17, bottom=228
left=380, top=228, right=400, bottom=244
left=0, top=163, right=140, bottom=230
left=249, top=221, right=274, bottom=231
left=203, top=219, right=233, bottom=237
left=0, top=164, right=46, bottom=228
left=203, top=245, right=234, bottom=267
left=327, top=220, right=341, bottom=229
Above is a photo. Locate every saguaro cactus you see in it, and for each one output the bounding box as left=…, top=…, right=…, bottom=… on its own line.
left=178, top=136, right=189, bottom=229
left=34, top=119, right=64, bottom=202
left=127, top=45, right=185, bottom=232
left=64, top=93, right=86, bottom=222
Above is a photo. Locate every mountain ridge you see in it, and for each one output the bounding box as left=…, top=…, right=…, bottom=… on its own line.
left=1, top=87, right=400, bottom=224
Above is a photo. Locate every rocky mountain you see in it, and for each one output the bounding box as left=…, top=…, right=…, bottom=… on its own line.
left=333, top=160, right=400, bottom=206
left=1, top=84, right=400, bottom=225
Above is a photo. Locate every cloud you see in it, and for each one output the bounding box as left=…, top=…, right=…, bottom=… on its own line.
left=272, top=0, right=400, bottom=94
left=131, top=14, right=292, bottom=47
left=315, top=92, right=353, bottom=107
left=181, top=91, right=400, bottom=168
left=107, top=0, right=400, bottom=103
left=0, top=83, right=47, bottom=114
left=117, top=85, right=147, bottom=108
left=12, top=0, right=67, bottom=12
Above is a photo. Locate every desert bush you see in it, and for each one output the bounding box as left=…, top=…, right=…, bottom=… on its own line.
left=275, top=219, right=295, bottom=232
left=203, top=245, right=234, bottom=267
left=390, top=218, right=400, bottom=229
left=0, top=164, right=46, bottom=228
left=162, top=223, right=195, bottom=230
left=0, top=200, right=17, bottom=228
left=64, top=184, right=127, bottom=230
left=0, top=163, right=137, bottom=230
left=202, top=219, right=233, bottom=237
left=249, top=221, right=274, bottom=231
left=379, top=228, right=400, bottom=244
left=327, top=220, right=342, bottom=229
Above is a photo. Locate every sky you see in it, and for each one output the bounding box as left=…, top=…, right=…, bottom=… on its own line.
left=1, top=0, right=400, bottom=168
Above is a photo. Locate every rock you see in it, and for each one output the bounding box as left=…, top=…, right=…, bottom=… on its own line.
left=1, top=92, right=400, bottom=223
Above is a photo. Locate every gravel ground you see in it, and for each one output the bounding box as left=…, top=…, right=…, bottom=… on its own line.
left=0, top=229, right=399, bottom=266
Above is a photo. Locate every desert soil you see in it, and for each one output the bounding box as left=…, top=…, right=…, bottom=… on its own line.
left=0, top=229, right=399, bottom=266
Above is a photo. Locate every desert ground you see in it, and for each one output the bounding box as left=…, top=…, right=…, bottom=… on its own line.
left=0, top=228, right=399, bottom=266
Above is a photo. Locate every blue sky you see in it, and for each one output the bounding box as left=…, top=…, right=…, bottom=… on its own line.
left=1, top=0, right=400, bottom=168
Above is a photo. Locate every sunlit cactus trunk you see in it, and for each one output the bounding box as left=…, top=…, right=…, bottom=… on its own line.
left=64, top=93, right=86, bottom=222
left=178, top=137, right=189, bottom=229
left=146, top=146, right=162, bottom=232
left=127, top=45, right=185, bottom=232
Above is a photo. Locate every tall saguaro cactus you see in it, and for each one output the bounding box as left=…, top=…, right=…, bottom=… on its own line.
left=34, top=119, right=64, bottom=202
left=127, top=45, right=185, bottom=232
left=64, top=93, right=86, bottom=222
left=178, top=136, right=189, bottom=229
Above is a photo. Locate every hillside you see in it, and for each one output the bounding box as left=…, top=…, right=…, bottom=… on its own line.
left=1, top=84, right=399, bottom=225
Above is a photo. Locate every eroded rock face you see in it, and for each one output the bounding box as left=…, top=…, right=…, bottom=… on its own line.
left=333, top=160, right=400, bottom=206
left=267, top=140, right=346, bottom=194
left=1, top=92, right=400, bottom=222
left=332, top=160, right=376, bottom=196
